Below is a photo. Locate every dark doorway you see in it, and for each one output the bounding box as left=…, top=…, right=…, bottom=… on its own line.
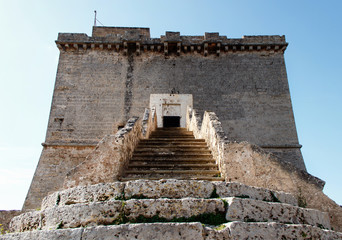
left=163, top=116, right=181, bottom=127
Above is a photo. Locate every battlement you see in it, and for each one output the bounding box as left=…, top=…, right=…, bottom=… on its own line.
left=56, top=26, right=287, bottom=55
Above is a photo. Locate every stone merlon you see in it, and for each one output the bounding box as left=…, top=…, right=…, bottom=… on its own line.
left=56, top=26, right=288, bottom=54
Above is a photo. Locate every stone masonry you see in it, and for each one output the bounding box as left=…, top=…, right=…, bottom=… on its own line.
left=22, top=26, right=305, bottom=211
left=3, top=180, right=342, bottom=239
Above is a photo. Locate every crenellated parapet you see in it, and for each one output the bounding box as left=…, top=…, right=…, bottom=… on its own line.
left=56, top=26, right=288, bottom=56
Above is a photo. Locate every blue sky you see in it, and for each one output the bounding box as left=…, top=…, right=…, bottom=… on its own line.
left=0, top=0, right=341, bottom=210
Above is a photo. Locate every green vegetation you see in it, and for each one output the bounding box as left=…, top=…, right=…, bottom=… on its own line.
left=127, top=211, right=227, bottom=226
left=210, top=188, right=219, bottom=198
left=0, top=224, right=5, bottom=235
left=297, top=188, right=307, bottom=208
left=243, top=217, right=256, bottom=222
left=221, top=199, right=228, bottom=210
left=236, top=195, right=250, bottom=199
left=214, top=224, right=227, bottom=231
left=56, top=194, right=61, bottom=206
left=270, top=192, right=281, bottom=203
left=56, top=221, right=64, bottom=229
left=317, top=223, right=325, bottom=229
left=130, top=194, right=149, bottom=199
left=114, top=191, right=125, bottom=200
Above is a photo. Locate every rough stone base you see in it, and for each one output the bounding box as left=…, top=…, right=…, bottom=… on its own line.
left=2, top=222, right=342, bottom=240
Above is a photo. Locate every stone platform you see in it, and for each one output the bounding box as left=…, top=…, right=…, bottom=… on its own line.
left=2, top=180, right=342, bottom=239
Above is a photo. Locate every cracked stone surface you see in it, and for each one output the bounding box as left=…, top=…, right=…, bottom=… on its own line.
left=82, top=222, right=204, bottom=240
left=205, top=222, right=342, bottom=240
left=3, top=222, right=342, bottom=240
left=11, top=201, right=124, bottom=232
left=215, top=181, right=298, bottom=206
left=42, top=182, right=124, bottom=209
left=224, top=197, right=330, bottom=229
left=124, top=198, right=225, bottom=220
left=124, top=179, right=215, bottom=199
left=10, top=198, right=224, bottom=232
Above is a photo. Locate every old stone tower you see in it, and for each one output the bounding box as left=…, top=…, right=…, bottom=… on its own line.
left=2, top=27, right=342, bottom=239
left=23, top=27, right=305, bottom=210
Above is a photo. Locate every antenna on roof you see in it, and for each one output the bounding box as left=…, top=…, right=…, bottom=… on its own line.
left=93, top=10, right=105, bottom=27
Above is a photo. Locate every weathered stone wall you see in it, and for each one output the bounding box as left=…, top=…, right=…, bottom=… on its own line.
left=22, top=146, right=94, bottom=211
left=187, top=109, right=342, bottom=231
left=225, top=142, right=342, bottom=231
left=49, top=27, right=303, bottom=170
left=0, top=211, right=21, bottom=233
left=63, top=117, right=142, bottom=188
left=48, top=51, right=300, bottom=152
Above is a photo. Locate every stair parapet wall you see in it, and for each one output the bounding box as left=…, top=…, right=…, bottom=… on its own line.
left=141, top=107, right=157, bottom=139
left=186, top=108, right=342, bottom=231
left=63, top=117, right=141, bottom=188
left=187, top=108, right=227, bottom=178
left=63, top=107, right=157, bottom=189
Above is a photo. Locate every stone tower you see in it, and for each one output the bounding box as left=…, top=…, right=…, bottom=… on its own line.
left=23, top=27, right=305, bottom=210
left=2, top=26, right=342, bottom=239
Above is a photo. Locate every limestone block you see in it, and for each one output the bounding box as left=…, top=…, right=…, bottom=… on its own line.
left=204, top=222, right=342, bottom=240
left=215, top=182, right=297, bottom=206
left=9, top=211, right=42, bottom=232
left=3, top=222, right=342, bottom=240
left=82, top=223, right=204, bottom=240
left=124, top=179, right=214, bottom=199
left=41, top=192, right=59, bottom=210
left=124, top=198, right=225, bottom=221
left=42, top=182, right=124, bottom=209
left=224, top=197, right=331, bottom=229
left=42, top=201, right=124, bottom=230
left=0, top=228, right=83, bottom=240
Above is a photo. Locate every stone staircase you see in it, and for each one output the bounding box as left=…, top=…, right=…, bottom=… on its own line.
left=4, top=180, right=341, bottom=239
left=122, top=128, right=223, bottom=181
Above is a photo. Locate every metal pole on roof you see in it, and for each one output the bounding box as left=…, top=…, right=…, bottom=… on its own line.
left=94, top=10, right=97, bottom=26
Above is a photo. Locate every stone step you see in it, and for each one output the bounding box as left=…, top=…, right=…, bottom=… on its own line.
left=133, top=148, right=212, bottom=153
left=152, top=129, right=190, bottom=133
left=149, top=135, right=195, bottom=138
left=3, top=222, right=342, bottom=240
left=224, top=198, right=330, bottom=229
left=150, top=131, right=194, bottom=135
left=135, top=145, right=209, bottom=150
left=138, top=142, right=208, bottom=146
left=11, top=198, right=225, bottom=232
left=10, top=196, right=330, bottom=233
left=40, top=180, right=298, bottom=210
left=127, top=163, right=219, bottom=170
left=121, top=176, right=225, bottom=182
left=148, top=137, right=196, bottom=141
left=124, top=169, right=221, bottom=175
left=132, top=153, right=213, bottom=158
left=130, top=158, right=216, bottom=163
left=155, top=127, right=188, bottom=131
left=122, top=175, right=223, bottom=181
left=139, top=139, right=206, bottom=143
